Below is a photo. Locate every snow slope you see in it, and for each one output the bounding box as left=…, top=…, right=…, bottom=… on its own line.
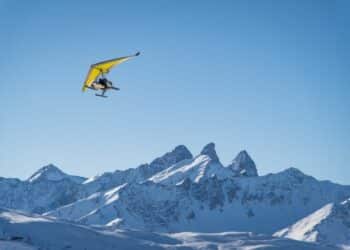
left=0, top=209, right=337, bottom=250
left=79, top=145, right=193, bottom=196
left=274, top=198, right=350, bottom=247
left=0, top=241, right=36, bottom=250
left=0, top=208, right=163, bottom=250
left=171, top=231, right=338, bottom=250
left=148, top=151, right=230, bottom=185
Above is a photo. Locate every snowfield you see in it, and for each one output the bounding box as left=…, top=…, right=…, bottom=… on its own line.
left=0, top=241, right=36, bottom=250
left=0, top=209, right=339, bottom=250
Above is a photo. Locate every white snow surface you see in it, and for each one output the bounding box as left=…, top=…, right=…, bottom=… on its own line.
left=275, top=198, right=350, bottom=247
left=0, top=209, right=338, bottom=250
left=148, top=154, right=232, bottom=185
left=0, top=241, right=37, bottom=250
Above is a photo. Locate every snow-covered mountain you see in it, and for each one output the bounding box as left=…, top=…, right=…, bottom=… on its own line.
left=45, top=144, right=350, bottom=235
left=0, top=164, right=85, bottom=213
left=0, top=208, right=337, bottom=250
left=27, top=164, right=85, bottom=184
left=0, top=145, right=192, bottom=213
left=274, top=198, right=350, bottom=247
left=1, top=142, right=350, bottom=248
left=46, top=168, right=350, bottom=234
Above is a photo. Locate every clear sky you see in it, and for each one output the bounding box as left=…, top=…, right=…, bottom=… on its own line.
left=1, top=0, right=349, bottom=184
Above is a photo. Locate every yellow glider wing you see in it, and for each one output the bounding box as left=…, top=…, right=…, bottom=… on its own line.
left=82, top=52, right=140, bottom=92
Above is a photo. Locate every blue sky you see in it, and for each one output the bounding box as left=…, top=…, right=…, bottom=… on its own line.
left=1, top=0, right=349, bottom=184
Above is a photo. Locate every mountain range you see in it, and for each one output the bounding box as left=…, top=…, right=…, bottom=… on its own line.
left=0, top=142, right=349, bottom=249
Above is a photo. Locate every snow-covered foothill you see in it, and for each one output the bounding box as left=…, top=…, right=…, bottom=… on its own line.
left=275, top=198, right=350, bottom=247
left=0, top=209, right=338, bottom=250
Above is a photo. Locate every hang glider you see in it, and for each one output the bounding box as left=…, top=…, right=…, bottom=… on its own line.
left=82, top=52, right=140, bottom=97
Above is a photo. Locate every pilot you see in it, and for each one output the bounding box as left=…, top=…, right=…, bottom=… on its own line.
left=98, top=78, right=109, bottom=88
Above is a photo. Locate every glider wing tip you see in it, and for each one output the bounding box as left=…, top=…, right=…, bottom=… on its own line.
left=135, top=51, right=141, bottom=56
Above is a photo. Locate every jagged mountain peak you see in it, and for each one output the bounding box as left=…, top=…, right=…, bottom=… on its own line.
left=28, top=164, right=85, bottom=184
left=174, top=145, right=192, bottom=155
left=37, top=163, right=60, bottom=172
left=200, top=142, right=219, bottom=162
left=228, top=150, right=258, bottom=177
left=148, top=143, right=232, bottom=185
left=28, top=164, right=65, bottom=182
left=150, top=145, right=193, bottom=169
left=235, top=150, right=250, bottom=160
